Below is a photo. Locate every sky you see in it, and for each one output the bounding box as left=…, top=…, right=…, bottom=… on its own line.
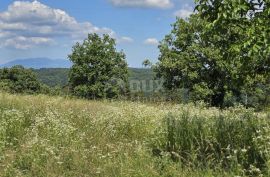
left=0, top=0, right=195, bottom=67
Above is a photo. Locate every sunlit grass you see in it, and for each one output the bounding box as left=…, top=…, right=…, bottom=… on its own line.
left=0, top=92, right=269, bottom=176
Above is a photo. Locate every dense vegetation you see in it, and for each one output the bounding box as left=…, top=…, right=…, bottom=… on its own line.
left=155, top=4, right=270, bottom=108
left=128, top=68, right=155, bottom=81
left=0, top=66, right=41, bottom=94
left=0, top=92, right=269, bottom=176
left=35, top=68, right=69, bottom=87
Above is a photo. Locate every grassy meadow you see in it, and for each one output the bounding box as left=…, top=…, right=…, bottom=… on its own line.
left=0, top=92, right=270, bottom=176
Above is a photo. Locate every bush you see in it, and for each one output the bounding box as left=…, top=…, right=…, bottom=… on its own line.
left=0, top=65, right=41, bottom=94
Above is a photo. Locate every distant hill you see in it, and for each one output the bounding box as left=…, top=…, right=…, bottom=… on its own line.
left=34, top=68, right=155, bottom=87
left=0, top=58, right=155, bottom=87
left=129, top=68, right=155, bottom=81
left=35, top=68, right=70, bottom=87
left=0, top=58, right=72, bottom=69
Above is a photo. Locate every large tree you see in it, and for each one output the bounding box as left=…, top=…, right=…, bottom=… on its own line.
left=155, top=15, right=227, bottom=106
left=195, top=0, right=270, bottom=107
left=195, top=0, right=270, bottom=76
left=69, top=33, right=128, bottom=99
left=155, top=6, right=269, bottom=107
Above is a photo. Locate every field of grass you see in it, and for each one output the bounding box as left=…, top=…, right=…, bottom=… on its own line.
left=0, top=92, right=270, bottom=176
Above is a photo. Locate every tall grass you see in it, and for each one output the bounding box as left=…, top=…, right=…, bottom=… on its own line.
left=155, top=109, right=270, bottom=176
left=0, top=92, right=269, bottom=176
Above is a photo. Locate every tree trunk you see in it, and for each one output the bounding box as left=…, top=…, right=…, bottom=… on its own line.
left=211, top=91, right=225, bottom=108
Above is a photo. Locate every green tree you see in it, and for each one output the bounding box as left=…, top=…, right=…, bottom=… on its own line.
left=155, top=15, right=225, bottom=106
left=195, top=0, right=270, bottom=107
left=155, top=10, right=269, bottom=107
left=0, top=65, right=41, bottom=93
left=142, top=59, right=152, bottom=68
left=195, top=0, right=269, bottom=46
left=68, top=33, right=129, bottom=99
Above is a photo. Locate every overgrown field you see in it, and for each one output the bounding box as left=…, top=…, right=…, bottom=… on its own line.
left=0, top=92, right=269, bottom=176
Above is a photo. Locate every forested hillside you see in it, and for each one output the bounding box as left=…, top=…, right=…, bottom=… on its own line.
left=34, top=68, right=154, bottom=87
left=34, top=68, right=70, bottom=87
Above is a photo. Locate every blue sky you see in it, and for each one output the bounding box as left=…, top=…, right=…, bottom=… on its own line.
left=0, top=0, right=194, bottom=67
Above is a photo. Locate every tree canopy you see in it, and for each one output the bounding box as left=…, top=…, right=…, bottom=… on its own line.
left=155, top=0, right=270, bottom=107
left=69, top=33, right=129, bottom=99
left=0, top=65, right=41, bottom=94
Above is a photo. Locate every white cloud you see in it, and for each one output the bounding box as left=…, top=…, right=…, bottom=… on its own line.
left=174, top=4, right=193, bottom=19
left=109, top=0, right=173, bottom=9
left=118, top=36, right=134, bottom=43
left=0, top=0, right=131, bottom=49
left=2, top=36, right=54, bottom=49
left=144, top=38, right=159, bottom=46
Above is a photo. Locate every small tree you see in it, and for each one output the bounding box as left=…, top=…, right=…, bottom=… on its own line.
left=142, top=59, right=152, bottom=68
left=68, top=33, right=129, bottom=99
left=0, top=65, right=41, bottom=93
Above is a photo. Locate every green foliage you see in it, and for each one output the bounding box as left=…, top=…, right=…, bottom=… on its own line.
left=157, top=110, right=270, bottom=176
left=155, top=7, right=270, bottom=107
left=195, top=0, right=270, bottom=59
left=142, top=59, right=152, bottom=68
left=35, top=68, right=69, bottom=87
left=155, top=15, right=226, bottom=106
left=0, top=65, right=41, bottom=94
left=69, top=33, right=129, bottom=99
left=128, top=68, right=155, bottom=81
left=194, top=0, right=270, bottom=106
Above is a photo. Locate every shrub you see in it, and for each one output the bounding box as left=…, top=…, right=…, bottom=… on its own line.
left=0, top=65, right=41, bottom=94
